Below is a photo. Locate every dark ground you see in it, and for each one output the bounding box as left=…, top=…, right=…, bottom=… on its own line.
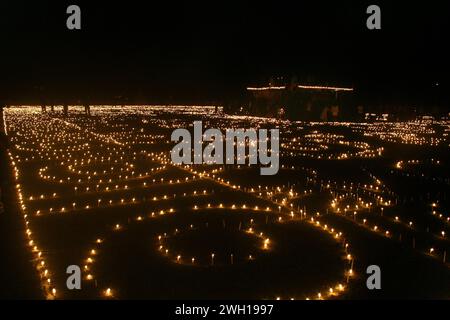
left=0, top=111, right=42, bottom=299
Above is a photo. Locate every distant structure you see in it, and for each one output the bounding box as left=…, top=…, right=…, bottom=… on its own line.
left=244, top=79, right=356, bottom=121
left=40, top=104, right=91, bottom=116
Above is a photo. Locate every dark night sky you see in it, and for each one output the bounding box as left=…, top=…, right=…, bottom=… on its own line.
left=0, top=1, right=449, bottom=107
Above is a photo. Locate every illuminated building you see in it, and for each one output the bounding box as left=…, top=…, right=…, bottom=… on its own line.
left=242, top=78, right=355, bottom=121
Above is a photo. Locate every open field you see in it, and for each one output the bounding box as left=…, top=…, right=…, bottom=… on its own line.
left=2, top=106, right=450, bottom=299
